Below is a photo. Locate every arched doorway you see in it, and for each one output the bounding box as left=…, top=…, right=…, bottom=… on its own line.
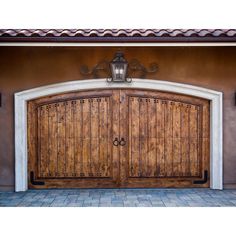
left=15, top=79, right=223, bottom=191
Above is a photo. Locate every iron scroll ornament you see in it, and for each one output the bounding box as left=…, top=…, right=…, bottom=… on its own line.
left=80, top=52, right=158, bottom=83
left=80, top=60, right=110, bottom=79
left=128, top=59, right=158, bottom=79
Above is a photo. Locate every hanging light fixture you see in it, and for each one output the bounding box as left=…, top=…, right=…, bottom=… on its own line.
left=80, top=51, right=158, bottom=82
left=107, top=52, right=131, bottom=83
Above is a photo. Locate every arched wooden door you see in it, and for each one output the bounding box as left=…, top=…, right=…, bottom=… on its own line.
left=27, top=89, right=210, bottom=189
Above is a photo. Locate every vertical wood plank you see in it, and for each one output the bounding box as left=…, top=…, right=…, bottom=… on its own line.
left=130, top=97, right=140, bottom=177
left=147, top=98, right=157, bottom=177
left=38, top=106, right=43, bottom=177
left=139, top=97, right=148, bottom=176
left=156, top=100, right=165, bottom=177
left=128, top=97, right=133, bottom=177
left=112, top=90, right=120, bottom=183
left=48, top=104, right=58, bottom=177
left=106, top=97, right=111, bottom=177
left=91, top=98, right=99, bottom=176
left=189, top=105, right=199, bottom=176
left=165, top=101, right=173, bottom=176
left=57, top=102, right=66, bottom=177
left=82, top=99, right=90, bottom=177
left=64, top=101, right=74, bottom=177
left=74, top=100, right=82, bottom=176
left=99, top=97, right=109, bottom=177
left=172, top=102, right=181, bottom=176
left=180, top=104, right=190, bottom=176
left=119, top=90, right=128, bottom=183
left=39, top=105, right=49, bottom=177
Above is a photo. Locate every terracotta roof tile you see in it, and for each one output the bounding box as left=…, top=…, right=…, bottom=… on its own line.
left=0, top=29, right=236, bottom=42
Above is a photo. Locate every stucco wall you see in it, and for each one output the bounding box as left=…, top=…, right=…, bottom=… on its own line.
left=0, top=46, right=236, bottom=190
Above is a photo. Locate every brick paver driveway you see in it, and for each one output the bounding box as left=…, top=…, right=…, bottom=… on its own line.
left=1, top=189, right=236, bottom=207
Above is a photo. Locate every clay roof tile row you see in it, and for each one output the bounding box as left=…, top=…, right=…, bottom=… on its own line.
left=0, top=29, right=236, bottom=42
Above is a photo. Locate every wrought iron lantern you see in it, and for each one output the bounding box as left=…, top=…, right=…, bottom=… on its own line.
left=80, top=51, right=158, bottom=83
left=108, top=52, right=131, bottom=83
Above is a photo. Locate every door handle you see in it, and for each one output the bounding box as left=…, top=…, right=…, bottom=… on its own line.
left=113, top=138, right=119, bottom=146
left=119, top=138, right=126, bottom=146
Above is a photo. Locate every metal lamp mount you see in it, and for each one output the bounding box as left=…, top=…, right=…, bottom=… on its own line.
left=80, top=51, right=158, bottom=83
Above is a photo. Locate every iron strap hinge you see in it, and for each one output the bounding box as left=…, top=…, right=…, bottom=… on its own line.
left=30, top=171, right=45, bottom=186
left=193, top=170, right=208, bottom=184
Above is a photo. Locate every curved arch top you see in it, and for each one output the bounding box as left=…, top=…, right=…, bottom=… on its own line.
left=15, top=78, right=222, bottom=100
left=15, top=79, right=223, bottom=191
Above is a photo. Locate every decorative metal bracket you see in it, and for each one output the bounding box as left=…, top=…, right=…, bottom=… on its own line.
left=30, top=171, right=45, bottom=186
left=128, top=59, right=158, bottom=78
left=80, top=60, right=110, bottom=78
left=193, top=170, right=208, bottom=184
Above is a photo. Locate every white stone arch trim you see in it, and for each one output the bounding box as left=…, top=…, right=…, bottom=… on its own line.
left=15, top=79, right=223, bottom=191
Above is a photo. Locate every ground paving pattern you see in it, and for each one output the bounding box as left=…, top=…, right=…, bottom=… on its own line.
left=1, top=189, right=236, bottom=207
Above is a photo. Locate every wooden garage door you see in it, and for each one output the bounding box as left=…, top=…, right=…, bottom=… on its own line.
left=119, top=90, right=210, bottom=188
left=28, top=89, right=210, bottom=189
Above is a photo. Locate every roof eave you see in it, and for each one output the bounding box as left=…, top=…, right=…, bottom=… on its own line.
left=1, top=36, right=236, bottom=43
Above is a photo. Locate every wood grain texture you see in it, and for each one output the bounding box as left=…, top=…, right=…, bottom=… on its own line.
left=27, top=88, right=210, bottom=189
